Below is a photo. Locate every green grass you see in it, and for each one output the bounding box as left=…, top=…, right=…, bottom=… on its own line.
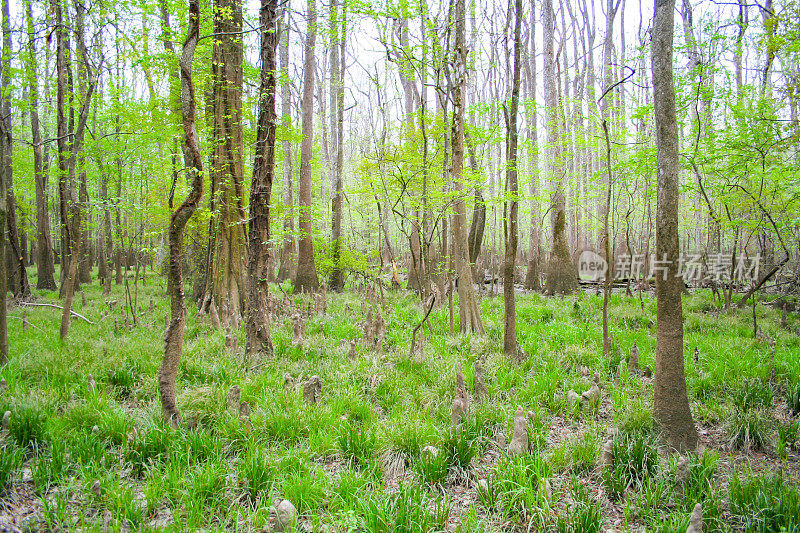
left=3, top=265, right=799, bottom=530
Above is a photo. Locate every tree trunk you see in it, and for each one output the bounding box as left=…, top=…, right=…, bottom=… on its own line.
left=277, top=7, right=296, bottom=282
left=523, top=2, right=541, bottom=291
left=651, top=0, right=698, bottom=452
left=245, top=0, right=279, bottom=358
left=1, top=0, right=31, bottom=299
left=543, top=0, right=577, bottom=295
left=26, top=0, right=58, bottom=291
left=78, top=157, right=92, bottom=284
left=294, top=0, right=320, bottom=292
left=206, top=0, right=246, bottom=322
left=55, top=0, right=94, bottom=339
left=160, top=0, right=204, bottom=425
left=328, top=0, right=346, bottom=292
left=450, top=0, right=484, bottom=334
left=503, top=0, right=522, bottom=357
left=467, top=188, right=486, bottom=267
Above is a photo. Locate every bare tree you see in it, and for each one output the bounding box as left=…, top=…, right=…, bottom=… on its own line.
left=294, top=0, right=320, bottom=292
left=159, top=0, right=204, bottom=425
left=651, top=0, right=698, bottom=452
left=503, top=0, right=522, bottom=356
left=246, top=0, right=279, bottom=358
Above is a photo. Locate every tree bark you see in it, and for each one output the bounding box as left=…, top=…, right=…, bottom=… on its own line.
left=277, top=7, right=296, bottom=282
left=523, top=1, right=541, bottom=291
left=55, top=0, right=95, bottom=339
left=328, top=0, right=346, bottom=291
left=245, top=0, right=279, bottom=358
left=450, top=0, right=484, bottom=334
left=652, top=0, right=698, bottom=452
left=1, top=0, right=31, bottom=299
left=24, top=0, right=57, bottom=291
left=206, top=0, right=247, bottom=322
left=543, top=0, right=577, bottom=295
left=159, top=0, right=204, bottom=426
left=294, top=0, right=320, bottom=292
left=503, top=0, right=522, bottom=356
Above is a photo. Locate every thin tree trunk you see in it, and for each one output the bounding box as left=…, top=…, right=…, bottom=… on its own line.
left=503, top=0, right=522, bottom=357
left=523, top=1, right=540, bottom=291
left=2, top=0, right=31, bottom=298
left=328, top=0, right=346, bottom=291
left=277, top=6, right=296, bottom=282
left=652, top=0, right=698, bottom=452
left=24, top=0, right=57, bottom=291
left=294, top=0, right=320, bottom=292
left=160, top=0, right=204, bottom=425
left=245, top=0, right=279, bottom=358
left=450, top=0, right=484, bottom=334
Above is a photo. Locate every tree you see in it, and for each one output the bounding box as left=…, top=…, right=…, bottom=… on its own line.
left=246, top=0, right=279, bottom=358
left=24, top=0, right=57, bottom=291
left=523, top=0, right=541, bottom=291
left=543, top=0, right=577, bottom=295
left=503, top=0, right=522, bottom=356
left=328, top=0, right=346, bottom=291
left=205, top=0, right=247, bottom=322
left=294, top=0, right=320, bottom=292
left=55, top=0, right=95, bottom=340
left=450, top=0, right=484, bottom=334
left=276, top=5, right=296, bottom=282
left=159, top=0, right=204, bottom=425
left=1, top=0, right=31, bottom=299
left=651, top=0, right=698, bottom=452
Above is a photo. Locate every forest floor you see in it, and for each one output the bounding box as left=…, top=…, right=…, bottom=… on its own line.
left=1, top=266, right=799, bottom=532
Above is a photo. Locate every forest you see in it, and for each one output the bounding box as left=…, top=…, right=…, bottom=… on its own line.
left=1, top=0, right=799, bottom=529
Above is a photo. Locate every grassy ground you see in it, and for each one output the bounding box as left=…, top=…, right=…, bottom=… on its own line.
left=1, top=266, right=799, bottom=532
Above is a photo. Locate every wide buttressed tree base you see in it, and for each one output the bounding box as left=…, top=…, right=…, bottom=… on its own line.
left=545, top=210, right=578, bottom=295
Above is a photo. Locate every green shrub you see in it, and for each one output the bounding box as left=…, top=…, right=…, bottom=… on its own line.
left=238, top=443, right=275, bottom=502
left=490, top=454, right=552, bottom=522
left=32, top=440, right=69, bottom=492
left=107, top=360, right=141, bottom=397
left=413, top=447, right=449, bottom=485
left=777, top=419, right=799, bottom=458
left=787, top=381, right=800, bottom=417
left=603, top=430, right=657, bottom=498
left=731, top=378, right=772, bottom=412
left=725, top=408, right=771, bottom=450
left=360, top=482, right=449, bottom=533
left=730, top=471, right=800, bottom=532
left=184, top=461, right=228, bottom=525
left=556, top=477, right=602, bottom=533
left=0, top=443, right=23, bottom=492
left=282, top=468, right=327, bottom=512
left=337, top=421, right=377, bottom=468
left=125, top=425, right=175, bottom=476
left=331, top=469, right=372, bottom=513
left=9, top=401, right=48, bottom=448
left=444, top=428, right=478, bottom=470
